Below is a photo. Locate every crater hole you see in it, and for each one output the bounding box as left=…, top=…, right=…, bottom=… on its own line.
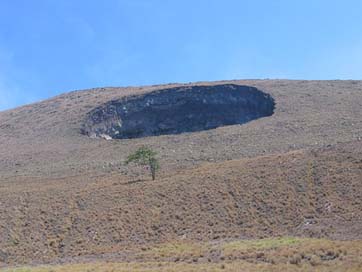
left=82, top=84, right=275, bottom=139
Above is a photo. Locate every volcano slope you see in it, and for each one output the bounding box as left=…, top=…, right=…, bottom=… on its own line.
left=0, top=80, right=361, bottom=270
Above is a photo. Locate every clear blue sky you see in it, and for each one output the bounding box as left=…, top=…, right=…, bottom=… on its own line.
left=1, top=0, right=362, bottom=110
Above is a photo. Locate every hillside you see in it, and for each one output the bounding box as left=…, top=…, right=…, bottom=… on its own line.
left=1, top=80, right=361, bottom=179
left=0, top=80, right=361, bottom=269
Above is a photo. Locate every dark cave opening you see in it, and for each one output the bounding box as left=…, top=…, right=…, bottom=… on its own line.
left=82, top=84, right=275, bottom=139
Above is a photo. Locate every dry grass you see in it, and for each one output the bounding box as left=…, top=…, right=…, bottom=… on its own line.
left=0, top=143, right=361, bottom=265
left=3, top=262, right=362, bottom=272
left=222, top=237, right=301, bottom=252
left=0, top=80, right=362, bottom=268
left=2, top=238, right=362, bottom=272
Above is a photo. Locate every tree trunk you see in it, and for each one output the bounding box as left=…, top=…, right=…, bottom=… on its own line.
left=150, top=165, right=156, bottom=180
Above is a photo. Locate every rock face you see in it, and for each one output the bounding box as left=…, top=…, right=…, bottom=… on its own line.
left=81, top=84, right=275, bottom=139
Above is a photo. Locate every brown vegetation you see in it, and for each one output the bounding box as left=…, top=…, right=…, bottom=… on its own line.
left=0, top=141, right=361, bottom=266
left=0, top=80, right=361, bottom=270
left=2, top=238, right=362, bottom=271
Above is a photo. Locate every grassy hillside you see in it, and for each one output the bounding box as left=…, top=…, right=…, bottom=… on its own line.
left=2, top=238, right=362, bottom=271
left=0, top=141, right=361, bottom=265
left=0, top=80, right=361, bottom=270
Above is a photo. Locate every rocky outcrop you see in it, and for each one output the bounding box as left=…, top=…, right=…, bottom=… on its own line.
left=81, top=84, right=275, bottom=139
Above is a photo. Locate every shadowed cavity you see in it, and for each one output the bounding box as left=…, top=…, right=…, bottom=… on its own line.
left=82, top=84, right=275, bottom=139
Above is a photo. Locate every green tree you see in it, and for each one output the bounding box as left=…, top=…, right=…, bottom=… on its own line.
left=125, top=146, right=160, bottom=180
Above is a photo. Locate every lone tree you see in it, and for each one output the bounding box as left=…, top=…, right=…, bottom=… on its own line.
left=125, top=146, right=160, bottom=180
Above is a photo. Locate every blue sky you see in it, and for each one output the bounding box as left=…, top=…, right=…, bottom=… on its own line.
left=1, top=0, right=362, bottom=110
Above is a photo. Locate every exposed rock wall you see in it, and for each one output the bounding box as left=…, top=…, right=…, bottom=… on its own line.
left=82, top=84, right=275, bottom=139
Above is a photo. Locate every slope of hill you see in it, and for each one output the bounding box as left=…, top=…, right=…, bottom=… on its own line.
left=0, top=80, right=361, bottom=268
left=0, top=141, right=362, bottom=265
left=1, top=80, right=361, bottom=179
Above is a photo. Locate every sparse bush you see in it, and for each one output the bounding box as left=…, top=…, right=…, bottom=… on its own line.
left=310, top=255, right=320, bottom=266
left=125, top=146, right=160, bottom=180
left=289, top=254, right=302, bottom=265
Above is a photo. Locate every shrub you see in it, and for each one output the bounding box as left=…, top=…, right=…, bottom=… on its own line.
left=125, top=146, right=160, bottom=180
